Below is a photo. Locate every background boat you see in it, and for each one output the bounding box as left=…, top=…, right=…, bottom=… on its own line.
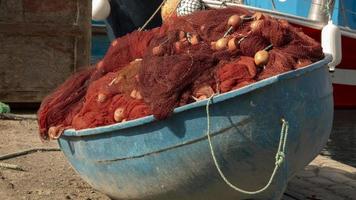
left=210, top=0, right=356, bottom=108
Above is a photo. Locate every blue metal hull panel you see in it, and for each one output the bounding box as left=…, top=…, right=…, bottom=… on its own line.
left=244, top=0, right=356, bottom=29
left=59, top=56, right=333, bottom=200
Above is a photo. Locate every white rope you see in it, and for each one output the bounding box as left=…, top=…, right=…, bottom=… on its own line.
left=138, top=0, right=168, bottom=32
left=205, top=96, right=289, bottom=194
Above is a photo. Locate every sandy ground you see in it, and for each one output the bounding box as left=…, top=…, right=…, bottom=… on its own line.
left=0, top=119, right=109, bottom=200
left=1, top=118, right=355, bottom=200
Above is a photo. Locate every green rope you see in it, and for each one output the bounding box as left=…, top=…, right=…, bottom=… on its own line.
left=0, top=102, right=10, bottom=114
left=205, top=96, right=289, bottom=195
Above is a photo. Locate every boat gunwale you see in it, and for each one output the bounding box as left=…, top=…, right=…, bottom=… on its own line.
left=62, top=55, right=332, bottom=138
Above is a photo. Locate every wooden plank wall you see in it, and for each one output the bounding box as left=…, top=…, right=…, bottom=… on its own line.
left=0, top=0, right=91, bottom=103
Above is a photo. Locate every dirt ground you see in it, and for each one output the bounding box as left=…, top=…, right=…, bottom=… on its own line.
left=1, top=117, right=355, bottom=200
left=0, top=118, right=110, bottom=200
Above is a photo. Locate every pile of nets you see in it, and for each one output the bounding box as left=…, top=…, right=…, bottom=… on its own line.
left=38, top=8, right=323, bottom=140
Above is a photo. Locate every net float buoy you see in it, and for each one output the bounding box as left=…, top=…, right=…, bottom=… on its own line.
left=195, top=85, right=214, bottom=97
left=130, top=89, right=143, bottom=100
left=111, top=40, right=118, bottom=47
left=152, top=45, right=164, bottom=56
left=228, top=38, right=238, bottom=51
left=250, top=20, right=263, bottom=32
left=97, top=93, right=107, bottom=103
left=190, top=35, right=200, bottom=45
left=192, top=95, right=208, bottom=101
left=114, top=107, right=125, bottom=122
left=48, top=126, right=60, bottom=140
left=198, top=95, right=208, bottom=100
left=252, top=12, right=263, bottom=20
left=224, top=15, right=242, bottom=37
left=130, top=90, right=137, bottom=99
left=135, top=90, right=143, bottom=100
left=228, top=15, right=242, bottom=28
left=254, top=50, right=269, bottom=66
left=215, top=38, right=229, bottom=51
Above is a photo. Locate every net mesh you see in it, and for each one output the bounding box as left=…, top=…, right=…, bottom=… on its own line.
left=38, top=8, right=323, bottom=140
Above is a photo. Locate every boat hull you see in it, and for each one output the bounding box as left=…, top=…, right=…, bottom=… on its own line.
left=59, top=56, right=333, bottom=200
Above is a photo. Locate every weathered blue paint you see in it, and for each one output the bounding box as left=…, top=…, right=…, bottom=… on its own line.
left=59, top=55, right=333, bottom=200
left=91, top=34, right=111, bottom=64
left=244, top=0, right=310, bottom=17
left=244, top=0, right=356, bottom=29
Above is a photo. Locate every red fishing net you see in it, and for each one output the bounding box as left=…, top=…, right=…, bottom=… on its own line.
left=38, top=8, right=323, bottom=140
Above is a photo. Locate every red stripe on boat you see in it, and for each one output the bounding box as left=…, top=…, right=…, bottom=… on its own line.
left=333, top=84, right=356, bottom=108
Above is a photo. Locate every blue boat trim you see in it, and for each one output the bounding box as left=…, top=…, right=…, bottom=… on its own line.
left=63, top=55, right=332, bottom=137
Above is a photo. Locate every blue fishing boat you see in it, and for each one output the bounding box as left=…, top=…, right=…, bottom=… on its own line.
left=58, top=52, right=333, bottom=199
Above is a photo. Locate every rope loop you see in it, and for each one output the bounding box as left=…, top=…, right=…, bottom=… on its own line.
left=205, top=96, right=289, bottom=195
left=275, top=152, right=285, bottom=167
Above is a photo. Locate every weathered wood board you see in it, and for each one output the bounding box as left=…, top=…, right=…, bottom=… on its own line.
left=0, top=0, right=91, bottom=103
